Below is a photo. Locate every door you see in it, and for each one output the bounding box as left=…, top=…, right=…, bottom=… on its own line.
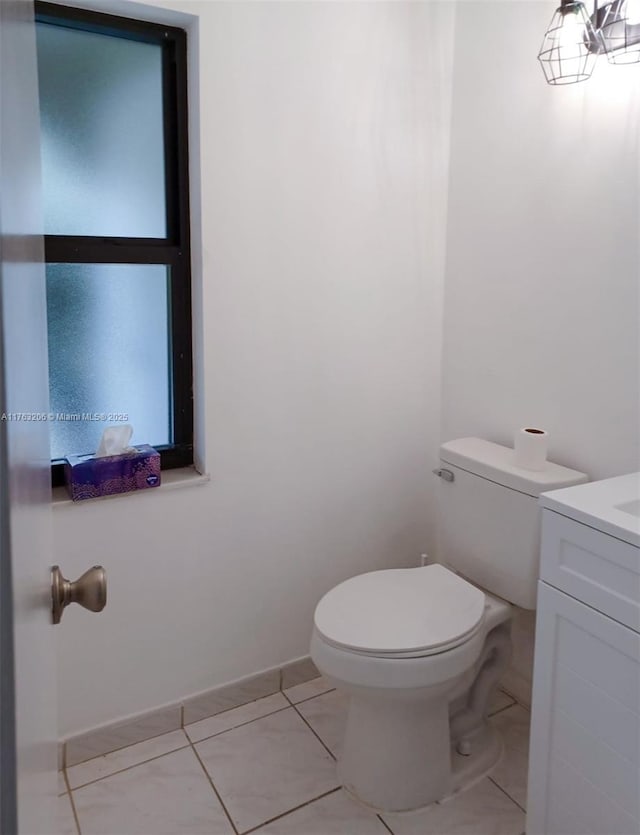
left=0, top=0, right=57, bottom=832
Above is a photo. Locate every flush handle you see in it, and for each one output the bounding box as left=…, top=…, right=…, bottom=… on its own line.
left=51, top=565, right=107, bottom=624
left=433, top=468, right=455, bottom=483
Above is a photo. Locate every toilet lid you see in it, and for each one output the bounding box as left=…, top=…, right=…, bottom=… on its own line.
left=314, top=564, right=485, bottom=656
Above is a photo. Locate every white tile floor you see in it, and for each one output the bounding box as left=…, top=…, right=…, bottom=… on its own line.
left=58, top=678, right=528, bottom=835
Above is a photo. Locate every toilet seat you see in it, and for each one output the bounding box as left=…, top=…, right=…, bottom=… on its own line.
left=313, top=564, right=486, bottom=658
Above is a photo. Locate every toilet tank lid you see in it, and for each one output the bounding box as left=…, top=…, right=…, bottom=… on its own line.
left=440, top=438, right=588, bottom=498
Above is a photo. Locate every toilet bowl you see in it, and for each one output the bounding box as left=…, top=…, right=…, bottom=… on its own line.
left=309, top=437, right=588, bottom=813
left=311, top=564, right=511, bottom=811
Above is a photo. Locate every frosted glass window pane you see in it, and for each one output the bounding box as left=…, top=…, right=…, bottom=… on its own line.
left=46, top=264, right=170, bottom=459
left=36, top=24, right=166, bottom=237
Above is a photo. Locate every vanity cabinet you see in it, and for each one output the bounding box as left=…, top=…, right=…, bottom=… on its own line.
left=527, top=486, right=640, bottom=835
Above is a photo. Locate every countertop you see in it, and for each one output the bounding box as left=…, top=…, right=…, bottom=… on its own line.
left=539, top=471, right=640, bottom=548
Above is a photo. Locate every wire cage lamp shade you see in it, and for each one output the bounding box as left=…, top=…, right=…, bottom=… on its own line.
left=599, top=0, right=640, bottom=62
left=538, top=1, right=602, bottom=84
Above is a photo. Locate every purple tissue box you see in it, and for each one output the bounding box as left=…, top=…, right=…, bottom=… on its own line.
left=64, top=445, right=161, bottom=501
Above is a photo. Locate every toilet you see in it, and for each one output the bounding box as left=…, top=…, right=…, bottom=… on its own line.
left=310, top=437, right=587, bottom=813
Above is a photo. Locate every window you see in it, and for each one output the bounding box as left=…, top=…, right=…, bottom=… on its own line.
left=35, top=2, right=193, bottom=486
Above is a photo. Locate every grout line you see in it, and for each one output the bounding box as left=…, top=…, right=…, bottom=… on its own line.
left=240, top=786, right=342, bottom=835
left=281, top=688, right=337, bottom=708
left=488, top=699, right=517, bottom=718
left=189, top=693, right=340, bottom=755
left=488, top=776, right=526, bottom=814
left=65, top=725, right=185, bottom=769
left=290, top=703, right=337, bottom=761
left=498, top=688, right=531, bottom=713
left=58, top=769, right=67, bottom=798
left=286, top=687, right=336, bottom=707
left=67, top=739, right=191, bottom=792
left=188, top=740, right=241, bottom=835
left=282, top=690, right=295, bottom=707
left=377, top=812, right=395, bottom=834
left=184, top=688, right=281, bottom=728
left=186, top=705, right=292, bottom=746
left=62, top=769, right=82, bottom=835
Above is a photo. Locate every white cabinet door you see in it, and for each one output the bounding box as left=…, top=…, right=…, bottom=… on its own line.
left=527, top=582, right=640, bottom=835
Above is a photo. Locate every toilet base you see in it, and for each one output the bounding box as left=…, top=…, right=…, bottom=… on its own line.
left=337, top=682, right=455, bottom=812
left=338, top=714, right=504, bottom=814
left=330, top=626, right=509, bottom=813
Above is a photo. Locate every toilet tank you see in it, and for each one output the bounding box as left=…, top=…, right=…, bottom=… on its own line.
left=438, top=438, right=587, bottom=609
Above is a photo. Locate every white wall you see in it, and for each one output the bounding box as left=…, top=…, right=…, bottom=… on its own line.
left=53, top=1, right=454, bottom=738
left=54, top=0, right=640, bottom=737
left=442, top=1, right=640, bottom=480
left=442, top=1, right=640, bottom=704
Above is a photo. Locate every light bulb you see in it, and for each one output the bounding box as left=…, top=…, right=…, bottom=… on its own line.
left=558, top=8, right=587, bottom=59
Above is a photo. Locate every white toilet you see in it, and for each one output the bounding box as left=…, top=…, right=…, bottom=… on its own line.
left=310, top=437, right=587, bottom=812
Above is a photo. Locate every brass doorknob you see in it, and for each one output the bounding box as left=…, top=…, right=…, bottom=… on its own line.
left=51, top=565, right=107, bottom=624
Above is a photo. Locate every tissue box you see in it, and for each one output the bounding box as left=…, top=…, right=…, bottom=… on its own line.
left=64, top=445, right=161, bottom=501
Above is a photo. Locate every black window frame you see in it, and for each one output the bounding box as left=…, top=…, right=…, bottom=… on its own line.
left=35, top=1, right=193, bottom=487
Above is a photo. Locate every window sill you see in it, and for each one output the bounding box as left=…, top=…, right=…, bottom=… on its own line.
left=52, top=466, right=210, bottom=508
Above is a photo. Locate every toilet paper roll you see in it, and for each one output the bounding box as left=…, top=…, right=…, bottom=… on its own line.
left=513, top=427, right=549, bottom=471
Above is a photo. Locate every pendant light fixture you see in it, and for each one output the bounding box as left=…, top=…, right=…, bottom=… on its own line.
left=538, top=1, right=601, bottom=84
left=538, top=0, right=640, bottom=83
left=599, top=0, right=640, bottom=63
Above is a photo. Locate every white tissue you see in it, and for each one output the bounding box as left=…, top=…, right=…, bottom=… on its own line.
left=513, top=427, right=549, bottom=471
left=95, top=424, right=135, bottom=458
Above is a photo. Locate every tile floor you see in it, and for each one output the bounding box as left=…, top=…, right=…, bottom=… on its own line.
left=58, top=678, right=529, bottom=835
